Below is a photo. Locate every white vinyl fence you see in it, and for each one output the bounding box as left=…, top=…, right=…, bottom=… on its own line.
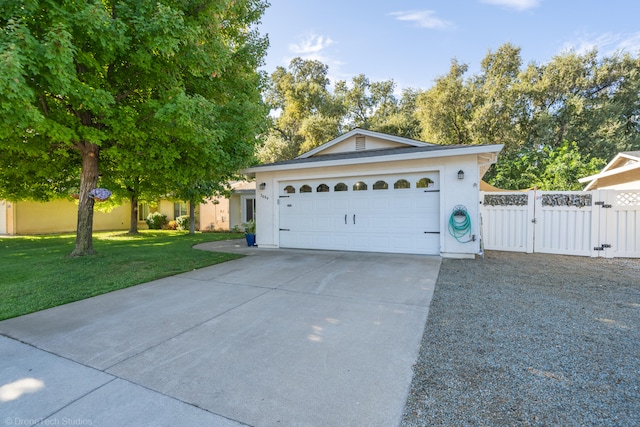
left=480, top=189, right=640, bottom=258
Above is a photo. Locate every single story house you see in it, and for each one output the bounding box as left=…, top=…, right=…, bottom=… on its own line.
left=0, top=181, right=256, bottom=235
left=244, top=128, right=503, bottom=258
left=579, top=151, right=640, bottom=190
left=200, top=181, right=256, bottom=231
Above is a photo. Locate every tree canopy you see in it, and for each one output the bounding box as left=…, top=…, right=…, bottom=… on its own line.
left=0, top=0, right=269, bottom=252
left=259, top=46, right=640, bottom=189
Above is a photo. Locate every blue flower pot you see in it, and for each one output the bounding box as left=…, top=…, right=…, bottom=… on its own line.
left=245, top=233, right=256, bottom=247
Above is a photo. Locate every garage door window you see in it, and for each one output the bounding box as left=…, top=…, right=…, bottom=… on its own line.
left=373, top=180, right=388, bottom=190
left=353, top=181, right=367, bottom=191
left=300, top=185, right=312, bottom=193
left=284, top=185, right=295, bottom=194
left=394, top=179, right=410, bottom=189
left=317, top=184, right=330, bottom=192
left=417, top=178, right=435, bottom=188
left=334, top=183, right=348, bottom=192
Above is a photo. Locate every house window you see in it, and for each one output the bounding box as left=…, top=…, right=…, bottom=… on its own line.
left=174, top=202, right=188, bottom=218
left=334, top=183, right=348, bottom=192
left=353, top=181, right=367, bottom=191
left=243, top=197, right=256, bottom=222
left=138, top=203, right=149, bottom=221
left=373, top=180, right=388, bottom=190
left=317, top=184, right=330, bottom=192
left=394, top=179, right=411, bottom=189
left=417, top=178, right=435, bottom=188
left=284, top=185, right=295, bottom=194
left=300, top=185, right=312, bottom=193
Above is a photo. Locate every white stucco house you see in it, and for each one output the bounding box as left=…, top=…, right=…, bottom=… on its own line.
left=244, top=129, right=503, bottom=258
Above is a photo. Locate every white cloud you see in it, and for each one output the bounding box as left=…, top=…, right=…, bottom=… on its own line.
left=289, top=34, right=334, bottom=55
left=284, top=33, right=345, bottom=84
left=561, top=32, right=640, bottom=56
left=390, top=10, right=454, bottom=30
left=481, top=0, right=541, bottom=11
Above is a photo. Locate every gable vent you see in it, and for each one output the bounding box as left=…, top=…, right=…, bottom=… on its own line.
left=355, top=136, right=366, bottom=151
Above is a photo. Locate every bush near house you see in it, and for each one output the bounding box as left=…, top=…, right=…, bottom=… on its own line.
left=146, top=212, right=167, bottom=229
left=176, top=215, right=190, bottom=231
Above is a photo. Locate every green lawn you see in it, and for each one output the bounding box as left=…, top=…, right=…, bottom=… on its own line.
left=0, top=231, right=244, bottom=321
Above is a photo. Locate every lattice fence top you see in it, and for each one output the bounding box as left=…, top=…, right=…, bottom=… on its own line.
left=616, top=191, right=640, bottom=206
left=483, top=194, right=528, bottom=206
left=541, top=193, right=592, bottom=208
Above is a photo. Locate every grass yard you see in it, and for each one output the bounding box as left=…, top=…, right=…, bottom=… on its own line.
left=0, top=231, right=244, bottom=321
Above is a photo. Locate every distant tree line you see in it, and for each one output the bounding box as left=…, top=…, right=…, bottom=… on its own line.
left=259, top=43, right=640, bottom=190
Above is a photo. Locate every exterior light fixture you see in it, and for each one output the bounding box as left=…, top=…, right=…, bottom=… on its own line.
left=457, top=170, right=464, bottom=180
left=259, top=182, right=266, bottom=190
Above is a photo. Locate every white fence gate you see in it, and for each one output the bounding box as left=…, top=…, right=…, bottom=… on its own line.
left=480, top=190, right=640, bottom=258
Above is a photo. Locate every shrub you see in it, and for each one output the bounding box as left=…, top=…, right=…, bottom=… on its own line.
left=166, top=220, right=178, bottom=230
left=243, top=219, right=256, bottom=234
left=176, top=215, right=190, bottom=231
left=146, top=212, right=167, bottom=230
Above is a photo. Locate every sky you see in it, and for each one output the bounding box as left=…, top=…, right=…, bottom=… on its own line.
left=258, top=0, right=640, bottom=92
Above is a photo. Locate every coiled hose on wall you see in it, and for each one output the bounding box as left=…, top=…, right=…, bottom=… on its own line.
left=448, top=205, right=473, bottom=243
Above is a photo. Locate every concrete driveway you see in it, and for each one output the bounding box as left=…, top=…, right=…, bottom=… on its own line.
left=0, top=240, right=440, bottom=427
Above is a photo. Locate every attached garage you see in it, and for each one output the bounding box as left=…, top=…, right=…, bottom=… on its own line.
left=246, top=129, right=502, bottom=258
left=278, top=173, right=440, bottom=254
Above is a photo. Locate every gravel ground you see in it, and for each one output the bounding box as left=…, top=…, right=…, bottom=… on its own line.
left=401, top=251, right=640, bottom=427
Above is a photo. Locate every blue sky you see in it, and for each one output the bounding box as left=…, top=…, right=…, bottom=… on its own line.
left=259, top=0, right=640, bottom=91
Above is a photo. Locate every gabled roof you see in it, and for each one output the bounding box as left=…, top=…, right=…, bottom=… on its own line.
left=297, top=128, right=434, bottom=159
left=246, top=143, right=503, bottom=175
left=578, top=151, right=640, bottom=190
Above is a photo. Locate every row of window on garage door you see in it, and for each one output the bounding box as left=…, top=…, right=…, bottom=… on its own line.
left=282, top=177, right=437, bottom=194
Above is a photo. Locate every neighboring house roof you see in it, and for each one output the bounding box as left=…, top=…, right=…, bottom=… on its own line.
left=578, top=151, right=640, bottom=190
left=230, top=180, right=255, bottom=195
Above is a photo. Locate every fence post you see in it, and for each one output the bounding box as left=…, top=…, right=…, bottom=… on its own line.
left=603, top=190, right=617, bottom=259
left=527, top=190, right=535, bottom=253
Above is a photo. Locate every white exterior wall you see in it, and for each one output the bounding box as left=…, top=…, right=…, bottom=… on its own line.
left=254, top=154, right=483, bottom=258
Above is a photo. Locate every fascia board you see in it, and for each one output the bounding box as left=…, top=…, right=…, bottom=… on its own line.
left=578, top=161, right=640, bottom=183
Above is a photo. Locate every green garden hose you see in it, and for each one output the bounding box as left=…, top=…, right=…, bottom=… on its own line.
left=448, top=205, right=473, bottom=243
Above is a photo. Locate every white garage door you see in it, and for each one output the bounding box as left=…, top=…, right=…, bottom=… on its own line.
left=279, top=173, right=440, bottom=255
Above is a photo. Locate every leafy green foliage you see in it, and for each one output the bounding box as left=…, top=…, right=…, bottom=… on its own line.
left=491, top=141, right=606, bottom=190
left=0, top=0, right=269, bottom=254
left=262, top=45, right=638, bottom=189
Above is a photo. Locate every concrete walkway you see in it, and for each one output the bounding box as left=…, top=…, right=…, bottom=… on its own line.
left=0, top=241, right=441, bottom=427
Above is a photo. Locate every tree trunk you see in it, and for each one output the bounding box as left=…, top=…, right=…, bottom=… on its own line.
left=129, top=193, right=139, bottom=234
left=189, top=199, right=196, bottom=235
left=71, top=142, right=100, bottom=256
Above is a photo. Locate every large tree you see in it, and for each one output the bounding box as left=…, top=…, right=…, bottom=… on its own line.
left=0, top=0, right=269, bottom=253
left=415, top=59, right=472, bottom=145
left=260, top=57, right=341, bottom=162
